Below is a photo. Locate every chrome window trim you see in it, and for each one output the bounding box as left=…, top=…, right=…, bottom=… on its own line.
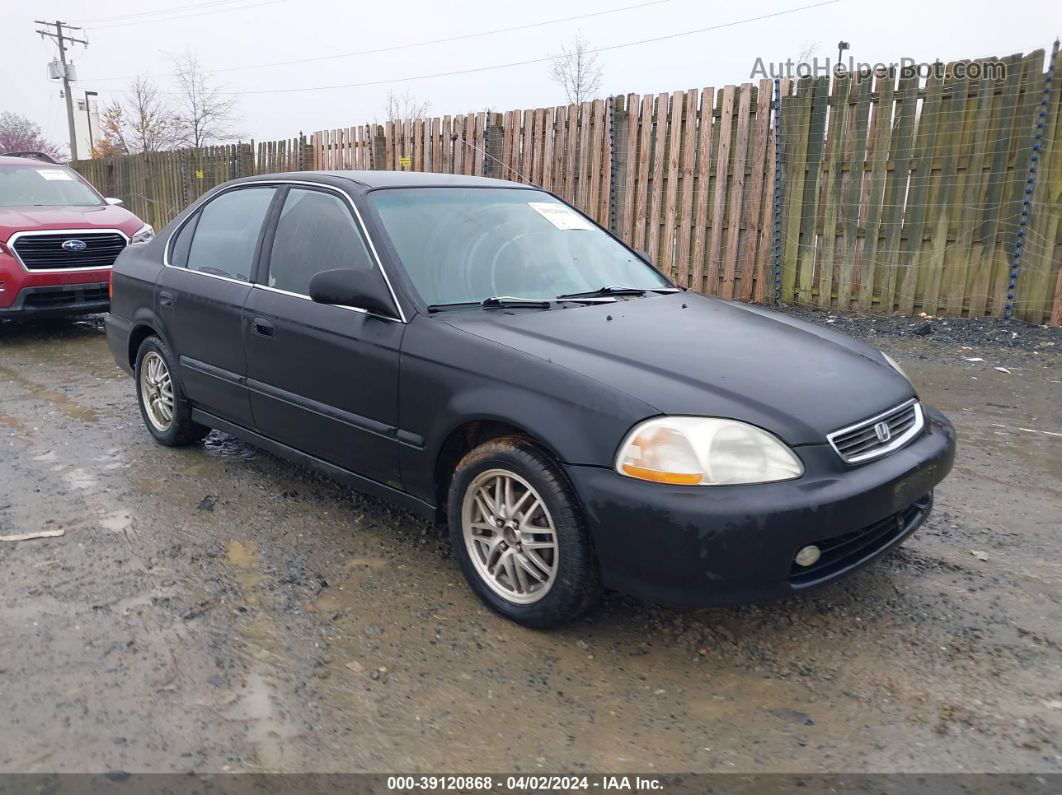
left=162, top=180, right=408, bottom=323
left=827, top=398, right=925, bottom=465
left=251, top=283, right=401, bottom=324
left=7, top=228, right=130, bottom=273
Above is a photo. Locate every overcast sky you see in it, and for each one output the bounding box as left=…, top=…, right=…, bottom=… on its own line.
left=2, top=0, right=1058, bottom=151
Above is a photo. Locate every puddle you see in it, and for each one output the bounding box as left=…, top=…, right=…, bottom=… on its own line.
left=204, top=432, right=257, bottom=460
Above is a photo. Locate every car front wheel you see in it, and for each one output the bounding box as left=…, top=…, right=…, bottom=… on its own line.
left=135, top=335, right=208, bottom=447
left=448, top=437, right=601, bottom=628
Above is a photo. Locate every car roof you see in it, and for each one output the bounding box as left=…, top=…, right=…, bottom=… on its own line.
left=240, top=170, right=533, bottom=191
left=0, top=155, right=67, bottom=167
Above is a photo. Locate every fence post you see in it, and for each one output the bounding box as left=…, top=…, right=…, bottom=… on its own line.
left=372, top=125, right=387, bottom=170
left=611, top=95, right=630, bottom=239
left=772, top=77, right=784, bottom=305
left=1006, top=39, right=1058, bottom=321
left=483, top=112, right=504, bottom=178
left=239, top=142, right=254, bottom=177
left=607, top=96, right=619, bottom=234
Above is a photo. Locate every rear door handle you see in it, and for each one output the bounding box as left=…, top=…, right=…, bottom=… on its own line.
left=159, top=290, right=176, bottom=307
left=252, top=316, right=275, bottom=338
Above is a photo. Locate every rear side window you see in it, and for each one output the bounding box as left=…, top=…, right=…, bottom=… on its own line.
left=185, top=187, right=276, bottom=281
left=265, top=188, right=373, bottom=295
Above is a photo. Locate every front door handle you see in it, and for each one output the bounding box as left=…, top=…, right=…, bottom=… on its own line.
left=159, top=290, right=176, bottom=307
left=252, top=316, right=275, bottom=338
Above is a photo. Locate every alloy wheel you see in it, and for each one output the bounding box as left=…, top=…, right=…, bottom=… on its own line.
left=461, top=468, right=559, bottom=604
left=140, top=351, right=174, bottom=432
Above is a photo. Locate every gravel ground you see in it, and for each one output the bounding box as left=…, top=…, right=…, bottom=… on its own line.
left=0, top=309, right=1059, bottom=775
left=780, top=303, right=1060, bottom=351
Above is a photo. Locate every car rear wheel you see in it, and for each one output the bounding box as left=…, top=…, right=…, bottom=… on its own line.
left=135, top=336, right=208, bottom=447
left=448, top=437, right=601, bottom=628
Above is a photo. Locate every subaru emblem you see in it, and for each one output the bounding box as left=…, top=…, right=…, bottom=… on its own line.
left=62, top=239, right=87, bottom=252
left=874, top=421, right=892, bottom=443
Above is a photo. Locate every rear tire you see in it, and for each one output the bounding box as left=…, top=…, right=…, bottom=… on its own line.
left=447, top=437, right=602, bottom=628
left=134, top=335, right=208, bottom=447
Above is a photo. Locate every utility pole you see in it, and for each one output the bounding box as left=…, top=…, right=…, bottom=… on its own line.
left=35, top=20, right=88, bottom=161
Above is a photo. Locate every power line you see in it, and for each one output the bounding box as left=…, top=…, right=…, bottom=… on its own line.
left=129, top=1, right=842, bottom=97
left=81, top=0, right=676, bottom=81
left=86, top=0, right=288, bottom=30
left=80, top=0, right=260, bottom=25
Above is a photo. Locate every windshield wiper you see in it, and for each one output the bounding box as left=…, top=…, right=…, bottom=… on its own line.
left=556, top=286, right=645, bottom=299
left=427, top=296, right=552, bottom=312
left=555, top=285, right=680, bottom=300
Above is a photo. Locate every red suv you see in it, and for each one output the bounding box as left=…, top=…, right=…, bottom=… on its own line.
left=0, top=154, right=151, bottom=318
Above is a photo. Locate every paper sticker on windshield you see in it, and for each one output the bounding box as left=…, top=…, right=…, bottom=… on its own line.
left=38, top=169, right=73, bottom=181
left=529, top=202, right=593, bottom=230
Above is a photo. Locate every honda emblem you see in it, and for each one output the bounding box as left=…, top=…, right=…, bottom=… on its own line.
left=874, top=421, right=892, bottom=443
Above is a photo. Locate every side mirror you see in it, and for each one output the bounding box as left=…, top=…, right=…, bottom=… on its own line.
left=309, top=268, right=397, bottom=318
left=105, top=197, right=124, bottom=206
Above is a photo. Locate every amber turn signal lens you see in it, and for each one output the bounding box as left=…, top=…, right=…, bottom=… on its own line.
left=619, top=464, right=702, bottom=485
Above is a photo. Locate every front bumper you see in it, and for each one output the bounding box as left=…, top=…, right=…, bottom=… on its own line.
left=0, top=283, right=109, bottom=317
left=565, top=406, right=956, bottom=606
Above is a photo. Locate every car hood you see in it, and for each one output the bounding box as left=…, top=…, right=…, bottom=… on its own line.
left=439, top=293, right=915, bottom=445
left=0, top=204, right=142, bottom=239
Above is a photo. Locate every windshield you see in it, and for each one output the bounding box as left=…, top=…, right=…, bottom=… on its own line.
left=368, top=187, right=670, bottom=306
left=0, top=165, right=104, bottom=207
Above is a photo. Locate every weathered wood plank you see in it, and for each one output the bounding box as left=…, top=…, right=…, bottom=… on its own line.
left=690, top=87, right=716, bottom=292
left=740, top=80, right=773, bottom=301
left=722, top=84, right=752, bottom=299
left=707, top=84, right=735, bottom=295
left=632, top=94, right=654, bottom=252
left=675, top=89, right=699, bottom=287
left=877, top=72, right=919, bottom=312
left=660, top=91, right=685, bottom=279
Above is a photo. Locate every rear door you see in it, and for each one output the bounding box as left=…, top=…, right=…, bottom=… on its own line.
left=158, top=185, right=277, bottom=426
left=243, top=185, right=405, bottom=485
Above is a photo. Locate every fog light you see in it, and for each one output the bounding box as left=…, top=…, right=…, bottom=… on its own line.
left=795, top=545, right=821, bottom=567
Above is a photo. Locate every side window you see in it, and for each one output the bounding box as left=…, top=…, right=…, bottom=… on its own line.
left=186, top=187, right=276, bottom=281
left=266, top=188, right=374, bottom=295
left=169, top=214, right=196, bottom=267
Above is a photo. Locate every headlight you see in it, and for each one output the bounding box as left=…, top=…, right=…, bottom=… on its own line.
left=615, top=417, right=804, bottom=486
left=882, top=352, right=909, bottom=381
left=131, top=224, right=154, bottom=244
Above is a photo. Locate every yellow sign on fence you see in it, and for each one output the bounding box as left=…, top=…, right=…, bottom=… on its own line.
left=399, top=155, right=411, bottom=168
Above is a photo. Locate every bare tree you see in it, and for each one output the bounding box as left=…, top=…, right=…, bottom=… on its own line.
left=170, top=49, right=239, bottom=147
left=0, top=112, right=64, bottom=160
left=92, top=77, right=178, bottom=155
left=382, top=90, right=432, bottom=123
left=549, top=32, right=603, bottom=105
left=123, top=76, right=180, bottom=153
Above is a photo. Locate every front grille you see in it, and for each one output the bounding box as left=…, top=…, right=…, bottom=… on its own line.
left=828, top=399, right=924, bottom=464
left=789, top=494, right=931, bottom=587
left=22, top=285, right=109, bottom=309
left=11, top=232, right=127, bottom=270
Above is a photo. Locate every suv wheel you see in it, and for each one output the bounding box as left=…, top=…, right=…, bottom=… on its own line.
left=448, top=437, right=601, bottom=628
left=135, top=336, right=208, bottom=446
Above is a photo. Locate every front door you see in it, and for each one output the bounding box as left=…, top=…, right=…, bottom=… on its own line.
left=158, top=185, right=277, bottom=426
left=243, top=186, right=404, bottom=486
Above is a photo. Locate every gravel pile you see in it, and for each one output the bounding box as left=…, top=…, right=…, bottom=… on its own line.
left=772, top=303, right=1060, bottom=352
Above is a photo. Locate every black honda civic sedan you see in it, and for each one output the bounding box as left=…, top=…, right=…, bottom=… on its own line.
left=106, top=171, right=955, bottom=628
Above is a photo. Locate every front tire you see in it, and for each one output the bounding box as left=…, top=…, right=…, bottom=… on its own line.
left=447, top=437, right=601, bottom=628
left=134, top=335, right=208, bottom=447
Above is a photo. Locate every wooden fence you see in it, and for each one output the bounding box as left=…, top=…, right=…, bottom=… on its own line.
left=71, top=47, right=1062, bottom=324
